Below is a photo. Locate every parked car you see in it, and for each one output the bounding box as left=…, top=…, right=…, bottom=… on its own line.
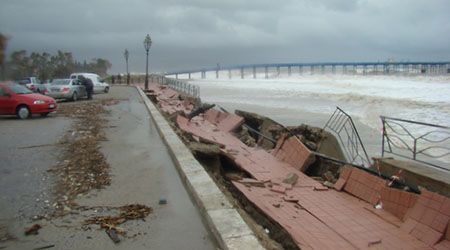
left=46, top=79, right=87, bottom=101
left=16, top=77, right=48, bottom=94
left=70, top=73, right=110, bottom=94
left=16, top=77, right=37, bottom=91
left=0, top=82, right=57, bottom=119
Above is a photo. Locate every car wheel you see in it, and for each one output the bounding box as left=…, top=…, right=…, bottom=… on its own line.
left=17, top=105, right=31, bottom=119
left=104, top=87, right=109, bottom=93
left=72, top=92, right=78, bottom=101
left=40, top=112, right=50, bottom=117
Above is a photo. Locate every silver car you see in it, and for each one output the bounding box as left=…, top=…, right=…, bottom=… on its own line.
left=46, top=79, right=87, bottom=101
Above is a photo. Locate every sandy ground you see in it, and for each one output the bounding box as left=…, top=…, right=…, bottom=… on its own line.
left=0, top=86, right=217, bottom=249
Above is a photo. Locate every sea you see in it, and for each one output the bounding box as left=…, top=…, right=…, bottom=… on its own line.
left=175, top=71, right=450, bottom=168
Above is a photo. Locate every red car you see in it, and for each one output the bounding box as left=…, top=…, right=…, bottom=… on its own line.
left=0, top=82, right=57, bottom=119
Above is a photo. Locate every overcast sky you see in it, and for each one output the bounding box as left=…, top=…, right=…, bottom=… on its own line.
left=1, top=0, right=449, bottom=74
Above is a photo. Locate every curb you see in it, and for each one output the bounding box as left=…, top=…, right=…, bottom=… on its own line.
left=136, top=87, right=265, bottom=250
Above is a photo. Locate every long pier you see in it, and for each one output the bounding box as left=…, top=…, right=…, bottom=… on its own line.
left=164, top=61, right=450, bottom=79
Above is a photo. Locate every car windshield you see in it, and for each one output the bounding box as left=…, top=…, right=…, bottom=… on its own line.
left=16, top=79, right=31, bottom=84
left=8, top=84, right=33, bottom=94
left=50, top=79, right=71, bottom=85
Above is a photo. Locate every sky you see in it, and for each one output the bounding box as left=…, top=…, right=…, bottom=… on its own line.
left=1, top=0, right=449, bottom=74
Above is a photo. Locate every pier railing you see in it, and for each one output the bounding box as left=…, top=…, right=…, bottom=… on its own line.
left=165, top=61, right=450, bottom=79
left=324, top=107, right=371, bottom=167
left=165, top=78, right=200, bottom=98
left=381, top=116, right=450, bottom=171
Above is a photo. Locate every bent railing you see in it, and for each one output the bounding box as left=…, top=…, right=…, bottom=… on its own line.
left=381, top=116, right=450, bottom=171
left=165, top=78, right=200, bottom=98
left=323, top=107, right=371, bottom=167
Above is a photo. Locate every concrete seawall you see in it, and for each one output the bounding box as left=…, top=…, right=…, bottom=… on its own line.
left=136, top=86, right=264, bottom=250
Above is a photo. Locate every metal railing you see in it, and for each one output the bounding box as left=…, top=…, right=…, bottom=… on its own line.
left=323, top=107, right=371, bottom=167
left=165, top=78, right=200, bottom=98
left=381, top=116, right=450, bottom=171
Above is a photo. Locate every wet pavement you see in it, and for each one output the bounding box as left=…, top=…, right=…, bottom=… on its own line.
left=0, top=86, right=217, bottom=249
left=0, top=112, right=71, bottom=236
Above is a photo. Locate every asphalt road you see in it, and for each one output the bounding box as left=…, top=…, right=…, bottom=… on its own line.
left=0, top=110, right=72, bottom=233
left=0, top=86, right=217, bottom=249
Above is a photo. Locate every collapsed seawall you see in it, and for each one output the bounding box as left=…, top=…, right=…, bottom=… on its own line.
left=141, top=82, right=450, bottom=250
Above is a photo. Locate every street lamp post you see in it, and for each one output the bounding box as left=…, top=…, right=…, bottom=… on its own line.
left=143, top=34, right=152, bottom=90
left=124, top=48, right=129, bottom=85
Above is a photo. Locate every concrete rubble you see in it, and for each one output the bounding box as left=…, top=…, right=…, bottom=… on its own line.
left=144, top=82, right=450, bottom=250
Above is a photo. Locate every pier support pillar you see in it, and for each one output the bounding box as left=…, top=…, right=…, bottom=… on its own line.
left=241, top=68, right=244, bottom=79
left=299, top=66, right=303, bottom=75
left=216, top=70, right=219, bottom=79
left=332, top=65, right=336, bottom=74
left=310, top=65, right=314, bottom=75
left=288, top=66, right=291, bottom=76
left=175, top=74, right=178, bottom=79
left=363, top=65, right=367, bottom=75
left=265, top=66, right=268, bottom=79
left=253, top=66, right=256, bottom=79
left=343, top=65, right=347, bottom=74
left=201, top=71, right=205, bottom=79
left=228, top=69, right=232, bottom=79
left=188, top=73, right=191, bottom=79
left=277, top=66, right=280, bottom=75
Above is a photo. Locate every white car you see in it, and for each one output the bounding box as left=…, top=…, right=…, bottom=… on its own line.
left=70, top=73, right=109, bottom=94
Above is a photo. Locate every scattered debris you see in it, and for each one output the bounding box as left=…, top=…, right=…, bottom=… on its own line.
left=84, top=204, right=152, bottom=235
left=322, top=171, right=336, bottom=183
left=189, top=142, right=221, bottom=156
left=159, top=199, right=167, bottom=205
left=0, top=226, right=15, bottom=242
left=187, top=103, right=215, bottom=120
left=33, top=245, right=55, bottom=250
left=51, top=101, right=111, bottom=214
left=19, top=143, right=62, bottom=149
left=283, top=196, right=300, bottom=203
left=313, top=185, right=329, bottom=191
left=225, top=173, right=244, bottom=181
left=25, top=224, right=42, bottom=236
left=323, top=181, right=335, bottom=188
left=106, top=229, right=121, bottom=244
left=282, top=173, right=299, bottom=185
left=368, top=239, right=382, bottom=247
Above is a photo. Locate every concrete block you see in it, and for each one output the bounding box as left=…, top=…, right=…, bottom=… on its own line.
left=207, top=208, right=254, bottom=239
left=170, top=143, right=192, bottom=157
left=198, top=193, right=233, bottom=211
left=186, top=172, right=222, bottom=198
left=165, top=135, right=183, bottom=145
left=152, top=114, right=166, bottom=122
left=178, top=158, right=205, bottom=174
left=185, top=168, right=211, bottom=184
left=156, top=122, right=171, bottom=130
left=224, top=234, right=265, bottom=250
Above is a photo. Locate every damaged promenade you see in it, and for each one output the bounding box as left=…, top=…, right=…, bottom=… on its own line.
left=142, top=81, right=450, bottom=250
left=2, top=81, right=449, bottom=250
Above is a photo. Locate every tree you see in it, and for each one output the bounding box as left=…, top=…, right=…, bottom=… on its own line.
left=8, top=50, right=32, bottom=79
left=51, top=50, right=74, bottom=78
left=0, top=34, right=9, bottom=80
left=0, top=33, right=8, bottom=66
left=4, top=49, right=112, bottom=81
left=88, top=58, right=112, bottom=76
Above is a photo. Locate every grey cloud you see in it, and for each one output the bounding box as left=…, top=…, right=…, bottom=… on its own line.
left=1, top=0, right=449, bottom=73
